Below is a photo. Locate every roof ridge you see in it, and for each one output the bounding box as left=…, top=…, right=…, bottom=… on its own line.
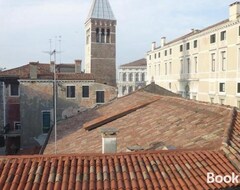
left=83, top=97, right=160, bottom=131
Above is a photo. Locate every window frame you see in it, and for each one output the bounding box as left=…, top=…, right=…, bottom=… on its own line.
left=220, top=31, right=226, bottom=41
left=219, top=82, right=225, bottom=93
left=42, top=111, right=51, bottom=134
left=9, top=83, right=19, bottom=97
left=193, top=40, right=198, bottom=48
left=82, top=86, right=90, bottom=98
left=96, top=91, right=105, bottom=104
left=66, top=85, right=76, bottom=98
left=210, top=34, right=216, bottom=44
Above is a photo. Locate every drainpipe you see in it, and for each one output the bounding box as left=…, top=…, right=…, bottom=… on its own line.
left=3, top=82, right=6, bottom=127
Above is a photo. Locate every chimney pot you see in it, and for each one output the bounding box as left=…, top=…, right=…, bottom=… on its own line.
left=161, top=37, right=166, bottom=47
left=151, top=42, right=156, bottom=51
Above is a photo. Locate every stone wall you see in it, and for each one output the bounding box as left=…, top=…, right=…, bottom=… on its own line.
left=20, top=80, right=117, bottom=147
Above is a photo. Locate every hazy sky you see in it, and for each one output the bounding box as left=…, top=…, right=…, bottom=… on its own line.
left=0, top=0, right=235, bottom=70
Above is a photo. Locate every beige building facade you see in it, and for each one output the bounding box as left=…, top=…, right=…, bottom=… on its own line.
left=147, top=2, right=240, bottom=107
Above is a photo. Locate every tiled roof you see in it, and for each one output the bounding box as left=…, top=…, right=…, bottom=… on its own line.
left=44, top=89, right=233, bottom=155
left=120, top=59, right=147, bottom=68
left=87, top=0, right=115, bottom=21
left=0, top=150, right=239, bottom=190
left=0, top=63, right=95, bottom=81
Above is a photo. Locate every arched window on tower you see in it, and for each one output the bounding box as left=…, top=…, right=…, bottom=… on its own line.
left=106, top=29, right=110, bottom=43
left=101, top=28, right=105, bottom=43
left=96, top=28, right=100, bottom=43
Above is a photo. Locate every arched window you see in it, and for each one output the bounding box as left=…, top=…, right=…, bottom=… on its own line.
left=123, top=73, right=127, bottom=81
left=106, top=29, right=110, bottom=43
left=101, top=28, right=105, bottom=43
left=135, top=73, right=139, bottom=82
left=141, top=73, right=145, bottom=81
left=96, top=28, right=100, bottom=43
left=129, top=73, right=133, bottom=81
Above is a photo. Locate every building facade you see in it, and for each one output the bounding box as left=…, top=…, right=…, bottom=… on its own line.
left=85, top=0, right=117, bottom=87
left=0, top=61, right=117, bottom=154
left=117, top=58, right=147, bottom=97
left=147, top=2, right=240, bottom=107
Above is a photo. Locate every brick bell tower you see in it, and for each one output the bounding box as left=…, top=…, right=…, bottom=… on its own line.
left=85, top=0, right=116, bottom=87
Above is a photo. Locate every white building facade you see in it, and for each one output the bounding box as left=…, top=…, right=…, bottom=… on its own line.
left=147, top=2, right=240, bottom=107
left=118, top=59, right=147, bottom=97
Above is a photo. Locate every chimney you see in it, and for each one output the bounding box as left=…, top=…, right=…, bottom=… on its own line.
left=161, top=37, right=166, bottom=47
left=229, top=2, right=240, bottom=21
left=75, top=60, right=82, bottom=73
left=50, top=61, right=55, bottom=72
left=100, top=128, right=118, bottom=154
left=151, top=42, right=156, bottom=51
left=29, top=62, right=38, bottom=79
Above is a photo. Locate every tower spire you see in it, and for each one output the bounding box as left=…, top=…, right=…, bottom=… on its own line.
left=87, top=0, right=115, bottom=21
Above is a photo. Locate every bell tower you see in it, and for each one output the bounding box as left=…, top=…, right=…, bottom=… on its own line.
left=85, top=0, right=116, bottom=86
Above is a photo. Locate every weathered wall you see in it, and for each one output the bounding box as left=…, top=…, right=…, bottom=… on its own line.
left=20, top=81, right=117, bottom=147
left=0, top=82, right=3, bottom=129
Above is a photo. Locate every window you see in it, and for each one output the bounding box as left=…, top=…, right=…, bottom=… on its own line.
left=187, top=58, right=190, bottom=73
left=186, top=43, right=190, bottom=50
left=67, top=86, right=75, bottom=98
left=219, top=83, right=225, bottom=92
left=165, top=50, right=167, bottom=56
left=14, top=122, right=21, bottom=130
left=149, top=55, right=151, bottom=60
left=180, top=45, right=183, bottom=52
left=42, top=111, right=51, bottom=133
left=129, top=73, right=133, bottom=81
left=154, top=65, right=157, bottom=75
left=169, top=48, right=172, bottom=55
left=129, top=86, right=133, bottom=93
left=82, top=86, right=89, bottom=98
left=211, top=53, right=216, bottom=72
left=106, top=29, right=110, bottom=43
left=122, top=73, right=127, bottom=81
left=10, top=84, right=19, bottom=96
left=135, top=73, right=139, bottom=82
left=101, top=28, right=105, bottom=43
left=194, top=57, right=198, bottom=73
left=158, top=64, right=160, bottom=75
left=194, top=40, right=198, bottom=48
left=210, top=34, right=216, bottom=43
left=122, top=86, right=126, bottom=95
left=165, top=62, right=167, bottom=75
left=169, top=83, right=172, bottom=89
left=220, top=31, right=226, bottom=41
left=221, top=51, right=226, bottom=71
left=141, top=73, right=145, bottom=81
left=96, top=28, right=100, bottom=43
left=154, top=53, right=157, bottom=59
left=96, top=91, right=104, bottom=103
left=169, top=62, right=172, bottom=74
left=158, top=52, right=161, bottom=58
left=237, top=83, right=240, bottom=93
left=180, top=59, right=184, bottom=74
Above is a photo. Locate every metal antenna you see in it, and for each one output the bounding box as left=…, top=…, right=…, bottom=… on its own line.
left=59, top=36, right=62, bottom=64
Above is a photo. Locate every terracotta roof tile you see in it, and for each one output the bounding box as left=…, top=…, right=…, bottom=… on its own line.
left=0, top=151, right=236, bottom=189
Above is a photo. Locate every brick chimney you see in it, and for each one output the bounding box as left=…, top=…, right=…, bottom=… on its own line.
left=100, top=128, right=118, bottom=154
left=229, top=2, right=240, bottom=21
left=75, top=60, right=82, bottom=73
left=29, top=62, right=38, bottom=79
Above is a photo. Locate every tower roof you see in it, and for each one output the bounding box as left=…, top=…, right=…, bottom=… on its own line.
left=87, top=0, right=115, bottom=21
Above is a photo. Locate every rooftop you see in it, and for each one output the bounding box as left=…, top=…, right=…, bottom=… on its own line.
left=0, top=150, right=239, bottom=190
left=0, top=63, right=95, bottom=81
left=120, top=58, right=147, bottom=68
left=87, top=0, right=115, bottom=21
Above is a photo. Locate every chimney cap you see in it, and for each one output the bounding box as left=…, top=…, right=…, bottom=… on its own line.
left=100, top=128, right=118, bottom=136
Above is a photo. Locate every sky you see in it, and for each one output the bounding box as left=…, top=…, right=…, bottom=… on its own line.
left=0, top=0, right=235, bottom=70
